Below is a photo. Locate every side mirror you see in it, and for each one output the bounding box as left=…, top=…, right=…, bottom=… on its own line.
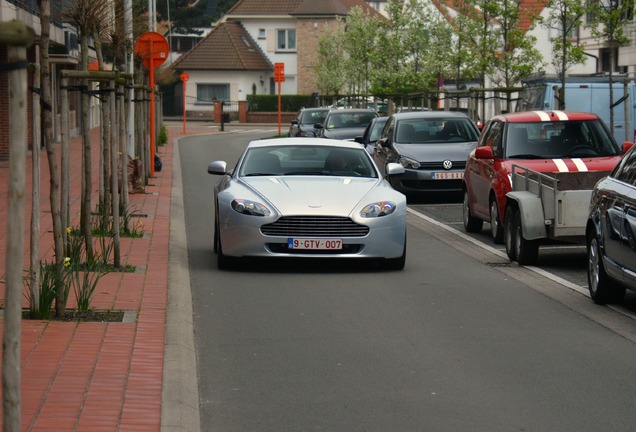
left=622, top=141, right=634, bottom=154
left=377, top=137, right=390, bottom=148
left=385, top=163, right=405, bottom=176
left=354, top=136, right=364, bottom=144
left=314, top=123, right=323, bottom=129
left=207, top=161, right=228, bottom=175
left=474, top=146, right=494, bottom=160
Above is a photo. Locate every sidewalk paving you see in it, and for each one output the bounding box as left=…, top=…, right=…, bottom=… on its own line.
left=0, top=123, right=215, bottom=431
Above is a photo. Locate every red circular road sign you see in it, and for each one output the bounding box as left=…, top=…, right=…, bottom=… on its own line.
left=134, top=31, right=169, bottom=68
left=180, top=72, right=189, bottom=82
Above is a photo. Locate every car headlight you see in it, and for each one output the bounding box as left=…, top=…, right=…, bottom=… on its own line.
left=398, top=156, right=420, bottom=169
left=360, top=201, right=397, bottom=218
left=231, top=199, right=271, bottom=216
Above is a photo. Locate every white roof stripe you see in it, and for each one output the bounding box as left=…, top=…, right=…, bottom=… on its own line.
left=572, top=158, right=588, bottom=172
left=533, top=111, right=551, bottom=121
left=553, top=159, right=569, bottom=172
left=553, top=111, right=569, bottom=121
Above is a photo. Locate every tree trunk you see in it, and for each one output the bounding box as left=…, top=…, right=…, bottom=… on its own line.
left=80, top=34, right=94, bottom=263
left=38, top=0, right=66, bottom=318
left=2, top=26, right=32, bottom=430
left=30, top=61, right=41, bottom=316
left=110, top=80, right=120, bottom=268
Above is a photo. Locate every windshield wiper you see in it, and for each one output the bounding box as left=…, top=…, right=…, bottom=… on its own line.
left=282, top=171, right=325, bottom=175
left=244, top=172, right=278, bottom=177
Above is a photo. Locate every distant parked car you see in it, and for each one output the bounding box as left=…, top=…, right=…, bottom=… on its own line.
left=355, top=116, right=388, bottom=155
left=586, top=143, right=636, bottom=304
left=463, top=110, right=627, bottom=245
left=372, top=111, right=480, bottom=196
left=288, top=108, right=329, bottom=137
left=316, top=108, right=378, bottom=140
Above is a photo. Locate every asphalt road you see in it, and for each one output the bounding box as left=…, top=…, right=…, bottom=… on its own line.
left=179, top=130, right=636, bottom=431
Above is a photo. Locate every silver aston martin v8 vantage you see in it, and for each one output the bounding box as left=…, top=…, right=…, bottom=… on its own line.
left=207, top=137, right=408, bottom=270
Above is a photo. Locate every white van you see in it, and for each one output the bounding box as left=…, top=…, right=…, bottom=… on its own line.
left=522, top=76, right=636, bottom=144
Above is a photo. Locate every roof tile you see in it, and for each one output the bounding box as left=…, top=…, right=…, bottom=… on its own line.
left=171, top=21, right=272, bottom=71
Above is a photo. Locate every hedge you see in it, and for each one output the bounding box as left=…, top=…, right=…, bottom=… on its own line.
left=247, top=94, right=317, bottom=112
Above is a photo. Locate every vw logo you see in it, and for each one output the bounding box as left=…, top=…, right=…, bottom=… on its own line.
left=443, top=160, right=453, bottom=170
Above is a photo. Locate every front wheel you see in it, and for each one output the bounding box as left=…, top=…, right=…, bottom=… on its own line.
left=504, top=205, right=517, bottom=261
left=587, top=233, right=625, bottom=304
left=463, top=190, right=483, bottom=233
left=513, top=210, right=539, bottom=265
left=490, top=198, right=504, bottom=244
left=385, top=236, right=406, bottom=270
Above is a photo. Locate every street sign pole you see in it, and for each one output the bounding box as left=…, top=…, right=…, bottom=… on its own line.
left=134, top=31, right=168, bottom=178
left=274, top=63, right=285, bottom=136
left=180, top=72, right=189, bottom=134
left=149, top=40, right=155, bottom=176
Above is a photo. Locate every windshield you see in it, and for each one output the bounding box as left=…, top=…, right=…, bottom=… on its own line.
left=504, top=120, right=621, bottom=159
left=326, top=112, right=377, bottom=130
left=395, top=118, right=479, bottom=143
left=239, top=145, right=378, bottom=178
left=299, top=109, right=328, bottom=126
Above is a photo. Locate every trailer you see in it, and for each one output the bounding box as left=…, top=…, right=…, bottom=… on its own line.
left=503, top=164, right=611, bottom=265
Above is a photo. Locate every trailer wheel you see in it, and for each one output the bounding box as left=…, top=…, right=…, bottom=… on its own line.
left=514, top=209, right=539, bottom=265
left=463, top=190, right=483, bottom=233
left=504, top=205, right=517, bottom=261
left=587, top=232, right=625, bottom=304
left=490, top=198, right=504, bottom=244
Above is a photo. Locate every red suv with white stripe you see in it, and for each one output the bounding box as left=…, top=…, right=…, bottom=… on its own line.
left=462, top=110, right=631, bottom=243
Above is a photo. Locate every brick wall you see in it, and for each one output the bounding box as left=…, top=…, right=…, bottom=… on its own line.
left=297, top=18, right=345, bottom=95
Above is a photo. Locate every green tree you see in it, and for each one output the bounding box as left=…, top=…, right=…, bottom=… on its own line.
left=586, top=0, right=635, bottom=136
left=341, top=7, right=382, bottom=97
left=539, top=0, right=588, bottom=109
left=315, top=23, right=347, bottom=101
left=487, top=0, right=545, bottom=111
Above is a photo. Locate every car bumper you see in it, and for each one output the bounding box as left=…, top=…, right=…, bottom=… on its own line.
left=219, top=222, right=406, bottom=259
left=390, top=168, right=464, bottom=193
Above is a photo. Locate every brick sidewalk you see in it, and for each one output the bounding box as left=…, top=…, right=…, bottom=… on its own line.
left=0, top=124, right=214, bottom=431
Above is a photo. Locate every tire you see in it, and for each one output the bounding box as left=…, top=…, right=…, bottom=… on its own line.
left=385, top=236, right=406, bottom=270
left=463, top=190, right=483, bottom=233
left=587, top=233, right=625, bottom=304
left=213, top=210, right=219, bottom=254
left=215, top=216, right=234, bottom=270
left=504, top=205, right=517, bottom=261
left=490, top=198, right=504, bottom=244
left=513, top=210, right=539, bottom=265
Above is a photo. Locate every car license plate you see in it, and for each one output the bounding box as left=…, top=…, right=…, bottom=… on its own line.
left=288, top=238, right=343, bottom=250
left=433, top=172, right=463, bottom=180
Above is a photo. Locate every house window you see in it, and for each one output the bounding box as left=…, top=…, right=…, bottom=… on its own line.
left=258, top=28, right=266, bottom=39
left=277, top=29, right=296, bottom=51
left=197, top=84, right=229, bottom=104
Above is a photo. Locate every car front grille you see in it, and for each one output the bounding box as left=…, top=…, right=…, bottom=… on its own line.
left=261, top=216, right=369, bottom=237
left=417, top=161, right=466, bottom=170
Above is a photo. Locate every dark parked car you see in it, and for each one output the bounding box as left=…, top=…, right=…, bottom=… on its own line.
left=586, top=143, right=636, bottom=304
left=316, top=108, right=378, bottom=140
left=288, top=108, right=330, bottom=137
left=372, top=111, right=480, bottom=196
left=355, top=116, right=388, bottom=155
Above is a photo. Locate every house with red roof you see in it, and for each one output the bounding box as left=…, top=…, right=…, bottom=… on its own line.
left=170, top=0, right=384, bottom=118
left=169, top=0, right=635, bottom=119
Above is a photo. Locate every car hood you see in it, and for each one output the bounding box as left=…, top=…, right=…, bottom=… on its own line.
left=242, top=176, right=379, bottom=216
left=323, top=127, right=366, bottom=140
left=394, top=142, right=476, bottom=162
left=499, top=156, right=621, bottom=174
